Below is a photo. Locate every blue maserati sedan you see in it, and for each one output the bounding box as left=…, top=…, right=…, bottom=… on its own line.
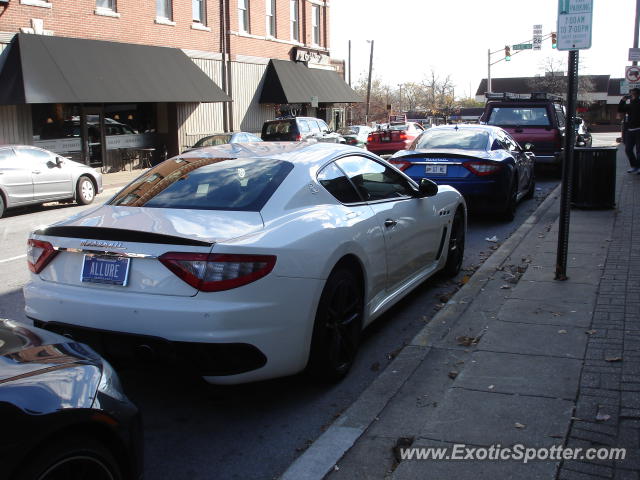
left=389, top=125, right=536, bottom=221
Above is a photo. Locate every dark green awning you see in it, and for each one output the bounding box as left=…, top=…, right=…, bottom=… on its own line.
left=0, top=33, right=231, bottom=105
left=259, top=59, right=362, bottom=104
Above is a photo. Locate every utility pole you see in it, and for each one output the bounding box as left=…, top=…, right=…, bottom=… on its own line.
left=398, top=83, right=403, bottom=113
left=634, top=0, right=640, bottom=66
left=365, top=40, right=374, bottom=125
left=348, top=40, right=352, bottom=86
left=487, top=48, right=492, bottom=93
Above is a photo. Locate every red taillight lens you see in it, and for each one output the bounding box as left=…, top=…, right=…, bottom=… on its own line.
left=367, top=135, right=374, bottom=142
left=295, top=134, right=303, bottom=141
left=398, top=132, right=408, bottom=141
left=464, top=161, right=503, bottom=176
left=27, top=239, right=58, bottom=273
left=389, top=160, right=411, bottom=171
left=159, top=253, right=276, bottom=292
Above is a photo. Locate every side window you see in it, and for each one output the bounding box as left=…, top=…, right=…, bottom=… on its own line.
left=555, top=105, right=566, bottom=128
left=0, top=149, right=15, bottom=165
left=505, top=134, right=521, bottom=151
left=18, top=148, right=53, bottom=165
left=336, top=156, right=414, bottom=201
left=309, top=121, right=321, bottom=133
left=491, top=138, right=506, bottom=151
left=298, top=120, right=310, bottom=133
left=317, top=162, right=362, bottom=204
left=318, top=120, right=329, bottom=132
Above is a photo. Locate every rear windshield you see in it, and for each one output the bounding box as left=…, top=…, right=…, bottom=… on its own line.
left=414, top=129, right=490, bottom=151
left=263, top=120, right=296, bottom=137
left=194, top=135, right=232, bottom=148
left=109, top=157, right=294, bottom=211
left=487, top=107, right=551, bottom=126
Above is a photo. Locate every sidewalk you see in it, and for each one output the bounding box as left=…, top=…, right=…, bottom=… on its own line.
left=282, top=147, right=636, bottom=480
left=98, top=168, right=146, bottom=191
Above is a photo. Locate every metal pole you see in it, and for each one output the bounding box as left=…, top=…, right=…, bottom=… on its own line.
left=348, top=40, right=352, bottom=86
left=555, top=49, right=579, bottom=281
left=398, top=84, right=403, bottom=112
left=487, top=48, right=492, bottom=94
left=634, top=0, right=640, bottom=66
left=365, top=40, right=374, bottom=125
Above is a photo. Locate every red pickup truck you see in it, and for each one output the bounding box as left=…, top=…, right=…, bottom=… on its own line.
left=366, top=121, right=425, bottom=155
left=480, top=93, right=566, bottom=169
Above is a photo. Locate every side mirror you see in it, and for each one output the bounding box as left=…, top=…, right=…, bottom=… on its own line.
left=524, top=143, right=534, bottom=151
left=54, top=156, right=63, bottom=167
left=417, top=178, right=438, bottom=197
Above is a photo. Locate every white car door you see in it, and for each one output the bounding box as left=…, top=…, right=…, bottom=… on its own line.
left=17, top=147, right=73, bottom=202
left=335, top=155, right=441, bottom=290
left=0, top=147, right=33, bottom=206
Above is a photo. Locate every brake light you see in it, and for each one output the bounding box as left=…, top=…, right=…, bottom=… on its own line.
left=367, top=135, right=374, bottom=142
left=398, top=132, right=408, bottom=141
left=295, top=134, right=303, bottom=141
left=389, top=160, right=411, bottom=171
left=159, top=253, right=276, bottom=292
left=27, top=239, right=58, bottom=273
left=464, top=161, right=503, bottom=176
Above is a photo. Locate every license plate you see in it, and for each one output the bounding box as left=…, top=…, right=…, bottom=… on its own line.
left=425, top=165, right=447, bottom=175
left=382, top=136, right=391, bottom=142
left=81, top=255, right=131, bottom=286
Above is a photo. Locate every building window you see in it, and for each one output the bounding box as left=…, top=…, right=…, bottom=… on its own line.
left=192, top=0, right=206, bottom=24
left=238, top=0, right=249, bottom=33
left=265, top=0, right=275, bottom=37
left=157, top=0, right=172, bottom=20
left=96, top=0, right=116, bottom=11
left=312, top=5, right=320, bottom=45
left=290, top=0, right=298, bottom=42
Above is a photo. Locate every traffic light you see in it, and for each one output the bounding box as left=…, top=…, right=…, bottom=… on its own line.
left=505, top=46, right=511, bottom=61
left=551, top=32, right=557, bottom=48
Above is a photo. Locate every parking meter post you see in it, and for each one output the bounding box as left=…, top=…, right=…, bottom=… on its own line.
left=555, top=49, right=579, bottom=281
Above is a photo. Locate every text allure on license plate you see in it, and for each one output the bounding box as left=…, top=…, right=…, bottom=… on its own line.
left=425, top=165, right=447, bottom=175
left=81, top=255, right=131, bottom=286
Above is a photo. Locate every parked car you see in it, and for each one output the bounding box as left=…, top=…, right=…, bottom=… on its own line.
left=24, top=142, right=466, bottom=385
left=480, top=92, right=565, bottom=169
left=389, top=125, right=535, bottom=221
left=0, top=318, right=142, bottom=480
left=0, top=145, right=103, bottom=218
left=574, top=116, right=593, bottom=147
left=185, top=132, right=263, bottom=152
left=366, top=122, right=425, bottom=155
left=337, top=125, right=372, bottom=148
left=261, top=117, right=345, bottom=143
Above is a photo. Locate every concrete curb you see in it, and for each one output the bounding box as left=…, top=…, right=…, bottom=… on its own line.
left=279, top=186, right=562, bottom=480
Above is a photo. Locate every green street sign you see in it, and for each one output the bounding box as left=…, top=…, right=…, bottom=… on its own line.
left=513, top=43, right=533, bottom=50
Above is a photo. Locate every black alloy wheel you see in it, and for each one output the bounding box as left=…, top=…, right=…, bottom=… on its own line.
left=524, top=170, right=536, bottom=200
left=307, top=268, right=363, bottom=382
left=502, top=180, right=518, bottom=221
left=442, top=208, right=465, bottom=278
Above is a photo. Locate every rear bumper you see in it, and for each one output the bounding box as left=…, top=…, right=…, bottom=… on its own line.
left=367, top=140, right=412, bottom=155
left=408, top=176, right=510, bottom=213
left=24, top=274, right=324, bottom=384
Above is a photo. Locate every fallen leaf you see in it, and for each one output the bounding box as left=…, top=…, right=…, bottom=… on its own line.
left=485, top=235, right=499, bottom=243
left=605, top=357, right=622, bottom=362
left=558, top=329, right=567, bottom=334
left=596, top=413, right=611, bottom=422
left=448, top=371, right=459, bottom=379
left=460, top=275, right=471, bottom=285
left=439, top=294, right=451, bottom=303
left=585, top=330, right=597, bottom=335
left=515, top=422, right=526, bottom=429
left=456, top=336, right=478, bottom=347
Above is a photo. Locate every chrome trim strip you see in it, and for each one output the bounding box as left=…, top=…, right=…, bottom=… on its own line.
left=53, top=247, right=156, bottom=259
left=410, top=161, right=464, bottom=166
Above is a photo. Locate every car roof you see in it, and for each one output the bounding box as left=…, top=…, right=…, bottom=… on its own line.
left=177, top=141, right=364, bottom=168
left=427, top=124, right=501, bottom=134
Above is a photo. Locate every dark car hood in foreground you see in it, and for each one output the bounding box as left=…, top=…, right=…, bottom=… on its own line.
left=0, top=319, right=102, bottom=412
left=391, top=148, right=495, bottom=161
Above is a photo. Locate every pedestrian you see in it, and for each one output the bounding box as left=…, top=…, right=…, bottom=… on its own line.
left=619, top=88, right=640, bottom=173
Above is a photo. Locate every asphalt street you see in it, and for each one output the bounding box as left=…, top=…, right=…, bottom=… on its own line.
left=0, top=132, right=617, bottom=480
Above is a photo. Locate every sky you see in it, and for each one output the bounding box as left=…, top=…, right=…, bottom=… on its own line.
left=330, top=0, right=636, bottom=98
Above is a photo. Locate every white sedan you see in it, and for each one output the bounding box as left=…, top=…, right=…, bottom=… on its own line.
left=24, top=142, right=466, bottom=384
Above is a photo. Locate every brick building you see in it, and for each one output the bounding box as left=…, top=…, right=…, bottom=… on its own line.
left=0, top=0, right=359, bottom=169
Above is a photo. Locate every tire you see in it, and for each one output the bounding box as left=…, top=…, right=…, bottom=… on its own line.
left=307, top=268, right=363, bottom=382
left=0, top=194, right=5, bottom=219
left=441, top=208, right=465, bottom=278
left=501, top=180, right=518, bottom=222
left=16, top=434, right=123, bottom=480
left=523, top=171, right=536, bottom=200
left=76, top=176, right=95, bottom=205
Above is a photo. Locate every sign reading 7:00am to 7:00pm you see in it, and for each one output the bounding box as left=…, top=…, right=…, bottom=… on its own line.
left=557, top=0, right=593, bottom=50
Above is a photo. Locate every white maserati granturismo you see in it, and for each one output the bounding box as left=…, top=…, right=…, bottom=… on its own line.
left=24, top=142, right=466, bottom=384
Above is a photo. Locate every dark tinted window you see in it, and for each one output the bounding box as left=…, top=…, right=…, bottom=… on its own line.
left=109, top=157, right=293, bottom=211
left=263, top=120, right=295, bottom=137
left=555, top=104, right=566, bottom=128
left=488, top=107, right=551, bottom=126
left=415, top=129, right=490, bottom=151
left=317, top=162, right=362, bottom=203
left=336, top=156, right=413, bottom=201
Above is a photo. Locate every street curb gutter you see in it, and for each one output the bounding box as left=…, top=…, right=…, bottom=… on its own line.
left=279, top=186, right=562, bottom=480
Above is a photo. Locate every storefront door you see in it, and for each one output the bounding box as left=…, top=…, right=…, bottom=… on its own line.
left=81, top=106, right=106, bottom=167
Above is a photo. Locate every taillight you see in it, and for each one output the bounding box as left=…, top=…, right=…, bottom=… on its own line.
left=367, top=135, right=374, bottom=142
left=389, top=160, right=411, bottom=171
left=27, top=239, right=58, bottom=273
left=464, top=161, right=503, bottom=176
left=159, top=253, right=276, bottom=292
left=295, top=134, right=303, bottom=141
left=398, top=131, right=408, bottom=141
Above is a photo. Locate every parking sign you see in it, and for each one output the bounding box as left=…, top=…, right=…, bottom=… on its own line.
left=557, top=0, right=593, bottom=50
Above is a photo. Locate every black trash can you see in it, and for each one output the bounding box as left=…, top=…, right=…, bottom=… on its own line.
left=571, top=146, right=617, bottom=209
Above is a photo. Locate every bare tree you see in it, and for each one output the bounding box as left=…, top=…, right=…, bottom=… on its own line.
left=527, top=56, right=596, bottom=103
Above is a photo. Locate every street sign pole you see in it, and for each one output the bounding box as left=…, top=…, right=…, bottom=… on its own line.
left=555, top=49, right=579, bottom=280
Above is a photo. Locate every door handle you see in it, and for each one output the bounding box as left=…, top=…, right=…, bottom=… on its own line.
left=384, top=219, right=397, bottom=228
left=32, top=170, right=41, bottom=174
